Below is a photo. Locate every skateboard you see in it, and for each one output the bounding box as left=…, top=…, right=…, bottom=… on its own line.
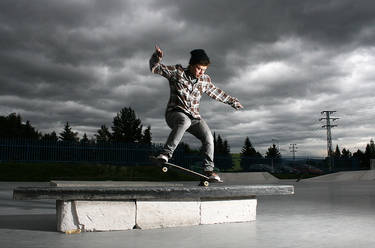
left=150, top=156, right=210, bottom=187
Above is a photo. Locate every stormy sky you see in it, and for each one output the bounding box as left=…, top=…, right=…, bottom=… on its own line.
left=1, top=0, right=375, bottom=157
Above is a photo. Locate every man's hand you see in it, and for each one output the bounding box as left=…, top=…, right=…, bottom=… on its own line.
left=234, top=101, right=244, bottom=110
left=232, top=99, right=244, bottom=110
left=155, top=45, right=163, bottom=58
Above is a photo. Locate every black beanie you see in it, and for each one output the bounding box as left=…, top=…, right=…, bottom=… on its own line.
left=189, top=49, right=210, bottom=65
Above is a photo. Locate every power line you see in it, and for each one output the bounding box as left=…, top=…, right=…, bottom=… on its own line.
left=289, top=144, right=298, bottom=160
left=319, top=111, right=339, bottom=157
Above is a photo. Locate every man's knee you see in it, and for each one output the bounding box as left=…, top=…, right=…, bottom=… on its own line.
left=204, top=132, right=214, bottom=146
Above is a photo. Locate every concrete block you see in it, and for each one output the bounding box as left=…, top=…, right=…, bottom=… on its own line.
left=57, top=200, right=136, bottom=232
left=75, top=201, right=136, bottom=231
left=57, top=200, right=81, bottom=232
left=200, top=198, right=257, bottom=225
left=136, top=200, right=200, bottom=229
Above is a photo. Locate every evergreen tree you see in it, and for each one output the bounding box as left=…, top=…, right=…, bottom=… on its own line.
left=141, top=126, right=152, bottom=145
left=213, top=133, right=233, bottom=170
left=334, top=145, right=341, bottom=158
left=80, top=133, right=89, bottom=144
left=215, top=135, right=225, bottom=155
left=240, top=137, right=262, bottom=171
left=365, top=139, right=375, bottom=158
left=95, top=125, right=112, bottom=143
left=111, top=107, right=143, bottom=143
left=24, top=121, right=40, bottom=139
left=241, top=137, right=261, bottom=157
left=265, top=144, right=281, bottom=159
left=353, top=149, right=367, bottom=169
left=341, top=148, right=352, bottom=159
left=41, top=131, right=58, bottom=142
left=223, top=140, right=230, bottom=154
left=59, top=122, right=79, bottom=143
left=0, top=113, right=40, bottom=139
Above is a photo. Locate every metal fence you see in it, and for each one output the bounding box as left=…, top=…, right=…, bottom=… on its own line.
left=0, top=138, right=165, bottom=165
left=0, top=138, right=361, bottom=173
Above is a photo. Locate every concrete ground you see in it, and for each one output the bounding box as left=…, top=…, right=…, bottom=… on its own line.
left=1, top=179, right=375, bottom=248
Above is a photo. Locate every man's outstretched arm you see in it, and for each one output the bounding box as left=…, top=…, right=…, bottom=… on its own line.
left=149, top=45, right=176, bottom=79
left=205, top=77, right=244, bottom=110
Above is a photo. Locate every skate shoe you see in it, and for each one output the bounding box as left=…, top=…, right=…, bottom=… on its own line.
left=205, top=171, right=223, bottom=183
left=155, top=154, right=168, bottom=163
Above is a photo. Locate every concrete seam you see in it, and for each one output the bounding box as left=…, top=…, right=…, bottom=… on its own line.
left=199, top=199, right=202, bottom=225
left=72, top=201, right=84, bottom=231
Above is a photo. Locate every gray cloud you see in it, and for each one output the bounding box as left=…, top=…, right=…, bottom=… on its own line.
left=1, top=0, right=375, bottom=157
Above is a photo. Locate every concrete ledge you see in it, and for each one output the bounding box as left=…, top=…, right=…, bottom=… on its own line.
left=13, top=184, right=293, bottom=232
left=13, top=185, right=294, bottom=200
left=50, top=181, right=183, bottom=187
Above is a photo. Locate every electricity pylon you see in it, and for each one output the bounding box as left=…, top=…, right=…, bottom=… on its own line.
left=289, top=144, right=298, bottom=160
left=320, top=111, right=339, bottom=157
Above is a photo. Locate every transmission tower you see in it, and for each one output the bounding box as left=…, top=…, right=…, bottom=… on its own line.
left=319, top=111, right=339, bottom=157
left=289, top=144, right=298, bottom=160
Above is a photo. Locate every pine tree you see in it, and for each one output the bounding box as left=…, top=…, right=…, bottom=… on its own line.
left=240, top=137, right=262, bottom=171
left=241, top=137, right=258, bottom=157
left=0, top=113, right=40, bottom=139
left=215, top=135, right=224, bottom=155
left=334, top=145, right=341, bottom=158
left=95, top=125, right=112, bottom=143
left=141, top=126, right=152, bottom=145
left=59, top=122, right=79, bottom=143
left=41, top=131, right=58, bottom=142
left=80, top=133, right=89, bottom=144
left=111, top=107, right=143, bottom=143
left=265, top=144, right=281, bottom=159
left=365, top=139, right=375, bottom=158
left=213, top=133, right=233, bottom=170
left=341, top=148, right=352, bottom=159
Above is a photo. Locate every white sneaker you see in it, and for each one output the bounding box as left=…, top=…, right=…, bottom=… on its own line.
left=156, top=154, right=168, bottom=163
left=204, top=171, right=223, bottom=183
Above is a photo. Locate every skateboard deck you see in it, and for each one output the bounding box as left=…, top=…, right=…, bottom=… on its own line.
left=150, top=156, right=210, bottom=186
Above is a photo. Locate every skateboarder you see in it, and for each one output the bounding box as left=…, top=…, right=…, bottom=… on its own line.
left=149, top=45, right=243, bottom=182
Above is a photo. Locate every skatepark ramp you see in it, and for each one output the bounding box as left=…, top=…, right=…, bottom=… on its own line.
left=220, top=172, right=280, bottom=184
left=303, top=170, right=375, bottom=182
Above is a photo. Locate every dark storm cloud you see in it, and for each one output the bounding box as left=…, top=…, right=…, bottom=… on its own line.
left=1, top=0, right=375, bottom=156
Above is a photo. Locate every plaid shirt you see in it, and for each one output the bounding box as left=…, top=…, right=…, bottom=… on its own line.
left=149, top=52, right=239, bottom=119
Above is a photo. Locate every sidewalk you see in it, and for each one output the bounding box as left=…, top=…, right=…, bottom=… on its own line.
left=1, top=180, right=374, bottom=248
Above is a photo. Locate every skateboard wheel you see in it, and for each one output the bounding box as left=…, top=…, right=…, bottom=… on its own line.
left=162, top=167, right=168, bottom=173
left=199, top=181, right=209, bottom=187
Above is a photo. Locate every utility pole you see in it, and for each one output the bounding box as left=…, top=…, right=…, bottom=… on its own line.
left=320, top=111, right=339, bottom=171
left=289, top=144, right=298, bottom=160
left=320, top=111, right=339, bottom=157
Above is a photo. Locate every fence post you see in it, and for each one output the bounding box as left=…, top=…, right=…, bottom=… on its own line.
left=370, top=159, right=375, bottom=170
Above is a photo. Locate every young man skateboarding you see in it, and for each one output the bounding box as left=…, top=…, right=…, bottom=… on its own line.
left=149, top=45, right=243, bottom=182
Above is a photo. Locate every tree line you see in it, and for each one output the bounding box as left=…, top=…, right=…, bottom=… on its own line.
left=1, top=107, right=374, bottom=170
left=0, top=107, right=152, bottom=145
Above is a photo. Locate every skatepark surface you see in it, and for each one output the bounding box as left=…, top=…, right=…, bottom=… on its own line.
left=302, top=169, right=375, bottom=182
left=1, top=172, right=375, bottom=248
